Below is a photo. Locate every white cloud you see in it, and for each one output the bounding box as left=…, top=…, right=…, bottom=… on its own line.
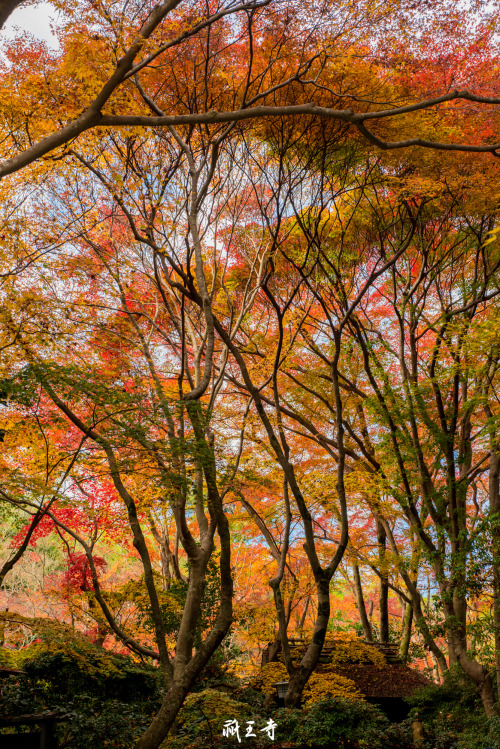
left=2, top=2, right=59, bottom=49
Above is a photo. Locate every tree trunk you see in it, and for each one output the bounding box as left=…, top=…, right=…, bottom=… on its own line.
left=265, top=636, right=282, bottom=664
left=135, top=509, right=233, bottom=748
left=298, top=595, right=310, bottom=635
left=284, top=575, right=330, bottom=707
left=489, top=447, right=500, bottom=699
left=399, top=602, right=413, bottom=662
left=353, top=561, right=373, bottom=641
left=377, top=520, right=389, bottom=642
left=430, top=652, right=441, bottom=684
left=444, top=595, right=497, bottom=716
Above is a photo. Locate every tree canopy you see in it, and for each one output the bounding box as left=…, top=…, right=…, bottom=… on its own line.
left=1, top=1, right=500, bottom=748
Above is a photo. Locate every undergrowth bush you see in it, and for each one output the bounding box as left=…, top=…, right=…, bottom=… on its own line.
left=0, top=625, right=160, bottom=748
left=407, top=665, right=494, bottom=749
left=275, top=698, right=412, bottom=749
left=164, top=689, right=256, bottom=749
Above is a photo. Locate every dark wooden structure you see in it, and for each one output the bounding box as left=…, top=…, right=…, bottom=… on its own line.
left=262, top=637, right=433, bottom=722
left=0, top=712, right=61, bottom=748
left=0, top=667, right=62, bottom=747
left=0, top=666, right=26, bottom=678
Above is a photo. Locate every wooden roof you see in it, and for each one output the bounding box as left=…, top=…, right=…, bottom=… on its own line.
left=263, top=638, right=434, bottom=699
left=334, top=663, right=433, bottom=699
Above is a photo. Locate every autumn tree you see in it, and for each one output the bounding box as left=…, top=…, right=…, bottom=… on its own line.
left=0, top=0, right=499, bottom=183
left=262, top=170, right=500, bottom=712
left=2, top=0, right=500, bottom=744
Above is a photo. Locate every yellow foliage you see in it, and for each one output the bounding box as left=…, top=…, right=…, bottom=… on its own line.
left=302, top=671, right=364, bottom=707
left=287, top=634, right=386, bottom=668
left=323, top=635, right=386, bottom=667
left=251, top=635, right=384, bottom=706
left=250, top=661, right=288, bottom=694
left=250, top=659, right=364, bottom=706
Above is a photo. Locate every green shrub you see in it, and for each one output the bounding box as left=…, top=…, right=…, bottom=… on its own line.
left=481, top=715, right=500, bottom=749
left=275, top=697, right=411, bottom=749
left=406, top=665, right=493, bottom=749
left=57, top=695, right=155, bottom=749
left=165, top=689, right=256, bottom=749
left=0, top=674, right=158, bottom=748
left=0, top=633, right=160, bottom=748
left=21, top=648, right=158, bottom=701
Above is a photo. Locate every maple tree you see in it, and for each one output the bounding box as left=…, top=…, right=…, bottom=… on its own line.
left=246, top=163, right=500, bottom=712
left=0, top=0, right=499, bottom=184
left=1, top=1, right=500, bottom=748
left=343, top=214, right=500, bottom=714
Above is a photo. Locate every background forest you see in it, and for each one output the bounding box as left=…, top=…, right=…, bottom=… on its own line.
left=1, top=0, right=500, bottom=747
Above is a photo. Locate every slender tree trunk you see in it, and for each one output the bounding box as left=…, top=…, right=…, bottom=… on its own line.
left=284, top=574, right=331, bottom=707
left=135, top=495, right=233, bottom=748
left=134, top=607, right=232, bottom=749
left=493, top=566, right=500, bottom=700
left=381, top=518, right=448, bottom=674
left=489, top=447, right=500, bottom=699
left=430, top=652, right=441, bottom=684
left=266, top=636, right=282, bottom=664
left=377, top=520, right=389, bottom=642
left=353, top=561, right=373, bottom=642
left=284, top=329, right=350, bottom=707
left=412, top=597, right=448, bottom=676
left=399, top=602, right=413, bottom=662
left=298, top=595, right=310, bottom=635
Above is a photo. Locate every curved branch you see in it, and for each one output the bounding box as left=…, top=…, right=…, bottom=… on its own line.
left=3, top=92, right=500, bottom=178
